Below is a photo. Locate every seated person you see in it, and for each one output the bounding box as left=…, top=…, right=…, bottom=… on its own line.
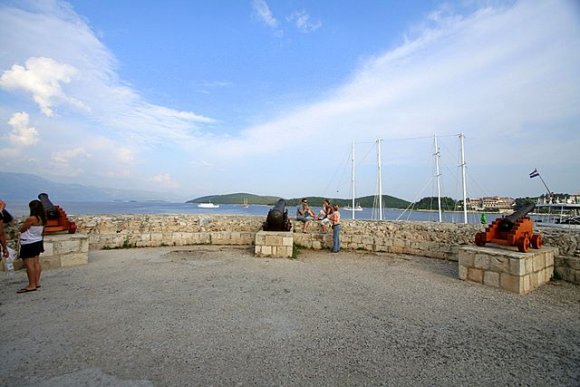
left=296, top=198, right=315, bottom=232
left=317, top=199, right=333, bottom=233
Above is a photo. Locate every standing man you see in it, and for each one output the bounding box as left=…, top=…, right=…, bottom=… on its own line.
left=329, top=203, right=341, bottom=253
left=0, top=200, right=9, bottom=259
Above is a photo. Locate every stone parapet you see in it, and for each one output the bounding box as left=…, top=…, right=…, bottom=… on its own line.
left=255, top=231, right=293, bottom=258
left=5, top=233, right=89, bottom=271
left=555, top=256, right=580, bottom=284
left=4, top=214, right=578, bottom=284
left=458, top=245, right=556, bottom=293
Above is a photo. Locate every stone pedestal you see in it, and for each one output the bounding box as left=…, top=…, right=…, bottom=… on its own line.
left=254, top=231, right=293, bottom=258
left=458, top=245, right=556, bottom=294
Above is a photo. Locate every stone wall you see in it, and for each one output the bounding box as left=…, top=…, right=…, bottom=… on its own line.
left=3, top=215, right=579, bottom=283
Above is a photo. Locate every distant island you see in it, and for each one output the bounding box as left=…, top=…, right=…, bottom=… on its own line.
left=187, top=193, right=412, bottom=209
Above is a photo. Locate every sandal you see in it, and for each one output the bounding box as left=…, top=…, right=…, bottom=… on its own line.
left=17, top=288, right=37, bottom=294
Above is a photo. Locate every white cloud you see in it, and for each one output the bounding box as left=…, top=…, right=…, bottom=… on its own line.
left=151, top=173, right=180, bottom=189
left=7, top=111, right=39, bottom=146
left=288, top=10, right=321, bottom=33
left=51, top=147, right=89, bottom=164
left=0, top=56, right=87, bottom=117
left=206, top=0, right=580, bottom=197
left=252, top=0, right=278, bottom=28
left=49, top=146, right=90, bottom=176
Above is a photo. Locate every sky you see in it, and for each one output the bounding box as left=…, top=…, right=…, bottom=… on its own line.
left=0, top=0, right=579, bottom=202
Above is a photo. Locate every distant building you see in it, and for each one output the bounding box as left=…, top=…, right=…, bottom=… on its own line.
left=537, top=193, right=580, bottom=204
left=465, top=196, right=514, bottom=211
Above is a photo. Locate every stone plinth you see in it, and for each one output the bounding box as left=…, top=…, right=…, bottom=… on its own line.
left=40, top=234, right=89, bottom=269
left=255, top=231, right=293, bottom=258
left=458, top=245, right=556, bottom=294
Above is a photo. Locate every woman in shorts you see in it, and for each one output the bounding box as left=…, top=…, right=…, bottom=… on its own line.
left=18, top=200, right=46, bottom=293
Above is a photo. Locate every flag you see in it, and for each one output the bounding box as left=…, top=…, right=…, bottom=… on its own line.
left=529, top=169, right=540, bottom=178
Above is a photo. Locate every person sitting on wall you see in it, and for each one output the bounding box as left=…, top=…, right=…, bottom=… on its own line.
left=296, top=198, right=316, bottom=232
left=317, top=198, right=333, bottom=233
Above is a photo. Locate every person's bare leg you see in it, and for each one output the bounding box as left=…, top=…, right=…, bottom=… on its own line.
left=21, top=259, right=37, bottom=290
left=34, top=256, right=41, bottom=288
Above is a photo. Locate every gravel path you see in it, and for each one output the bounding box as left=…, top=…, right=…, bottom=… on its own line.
left=1, top=246, right=579, bottom=386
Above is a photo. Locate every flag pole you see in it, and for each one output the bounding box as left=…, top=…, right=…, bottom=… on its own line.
left=530, top=168, right=552, bottom=200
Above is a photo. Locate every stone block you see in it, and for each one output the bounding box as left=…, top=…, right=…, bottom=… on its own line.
left=500, top=273, right=521, bottom=294
left=533, top=254, right=545, bottom=272
left=483, top=271, right=500, bottom=288
left=61, top=253, right=88, bottom=267
left=56, top=240, right=81, bottom=254
left=458, top=265, right=468, bottom=280
left=141, top=233, right=151, bottom=241
left=474, top=254, right=490, bottom=270
left=42, top=242, right=54, bottom=256
left=509, top=258, right=527, bottom=276
left=545, top=253, right=554, bottom=267
left=489, top=256, right=509, bottom=272
left=467, top=268, right=483, bottom=283
left=525, top=257, right=533, bottom=272
left=458, top=251, right=475, bottom=268
left=522, top=275, right=531, bottom=294
left=40, top=255, right=62, bottom=270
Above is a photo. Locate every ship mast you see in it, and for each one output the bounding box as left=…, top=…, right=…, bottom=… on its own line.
left=459, top=132, right=468, bottom=224
left=377, top=138, right=384, bottom=221
left=434, top=134, right=442, bottom=222
left=351, top=141, right=356, bottom=220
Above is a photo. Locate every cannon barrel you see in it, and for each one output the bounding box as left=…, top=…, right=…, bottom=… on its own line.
left=503, top=203, right=535, bottom=226
left=263, top=198, right=292, bottom=231
left=38, top=193, right=59, bottom=220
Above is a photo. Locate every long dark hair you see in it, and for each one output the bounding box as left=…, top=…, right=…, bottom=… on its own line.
left=29, top=200, right=46, bottom=225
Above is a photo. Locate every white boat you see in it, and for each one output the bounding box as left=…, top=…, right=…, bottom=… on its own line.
left=344, top=203, right=363, bottom=211
left=241, top=198, right=250, bottom=208
left=197, top=202, right=220, bottom=209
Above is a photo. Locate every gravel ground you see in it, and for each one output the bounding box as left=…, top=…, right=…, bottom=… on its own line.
left=0, top=246, right=579, bottom=386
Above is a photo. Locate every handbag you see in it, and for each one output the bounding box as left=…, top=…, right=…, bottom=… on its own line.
left=1, top=209, right=13, bottom=224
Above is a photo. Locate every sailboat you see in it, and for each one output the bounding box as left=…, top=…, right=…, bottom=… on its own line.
left=344, top=203, right=363, bottom=211
left=241, top=198, right=250, bottom=208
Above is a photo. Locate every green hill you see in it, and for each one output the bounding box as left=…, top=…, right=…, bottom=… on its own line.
left=186, top=193, right=281, bottom=205
left=187, top=193, right=412, bottom=209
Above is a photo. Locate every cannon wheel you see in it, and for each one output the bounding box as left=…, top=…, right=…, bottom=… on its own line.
left=531, top=234, right=542, bottom=249
left=475, top=232, right=486, bottom=247
left=517, top=236, right=530, bottom=253
left=68, top=222, right=77, bottom=234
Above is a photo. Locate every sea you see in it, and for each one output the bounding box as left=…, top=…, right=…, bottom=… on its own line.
left=5, top=200, right=503, bottom=225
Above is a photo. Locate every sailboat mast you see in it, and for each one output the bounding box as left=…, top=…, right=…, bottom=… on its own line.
left=459, top=132, right=468, bottom=224
left=377, top=138, right=383, bottom=221
left=434, top=134, right=442, bottom=222
left=351, top=142, right=356, bottom=220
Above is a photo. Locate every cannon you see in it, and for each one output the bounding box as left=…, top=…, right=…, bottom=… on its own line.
left=38, top=193, right=77, bottom=234
left=475, top=203, right=541, bottom=253
left=262, top=199, right=292, bottom=232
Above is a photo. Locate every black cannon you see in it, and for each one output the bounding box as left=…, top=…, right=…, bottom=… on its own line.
left=38, top=193, right=77, bottom=234
left=262, top=199, right=292, bottom=232
left=500, top=203, right=536, bottom=230
left=38, top=192, right=59, bottom=220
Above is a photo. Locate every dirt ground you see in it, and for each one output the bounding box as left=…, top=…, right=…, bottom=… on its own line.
left=1, top=246, right=579, bottom=386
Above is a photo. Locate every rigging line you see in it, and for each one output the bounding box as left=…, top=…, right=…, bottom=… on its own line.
left=357, top=142, right=375, bottom=166
left=321, top=146, right=352, bottom=197
left=396, top=177, right=434, bottom=221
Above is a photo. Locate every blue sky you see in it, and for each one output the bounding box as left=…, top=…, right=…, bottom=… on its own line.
left=0, top=0, right=579, bottom=202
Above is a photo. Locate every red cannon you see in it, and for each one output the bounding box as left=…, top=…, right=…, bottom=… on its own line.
left=38, top=193, right=77, bottom=234
left=475, top=203, right=541, bottom=253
